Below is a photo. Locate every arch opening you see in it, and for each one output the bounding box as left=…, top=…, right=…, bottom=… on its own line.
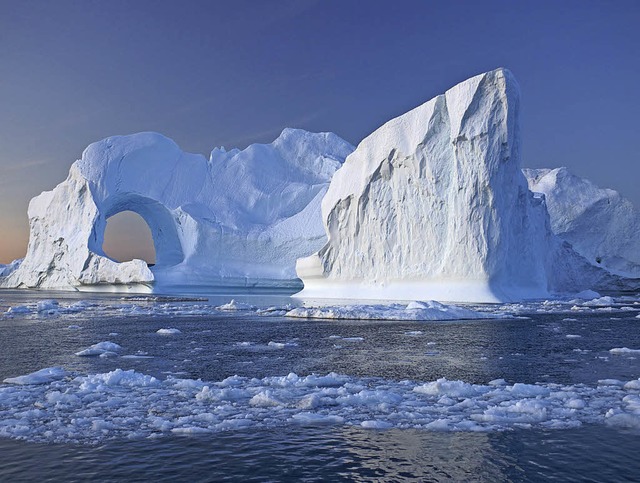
left=92, top=193, right=185, bottom=269
left=103, top=211, right=156, bottom=265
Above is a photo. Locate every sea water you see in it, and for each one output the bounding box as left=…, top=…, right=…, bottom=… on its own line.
left=0, top=289, right=639, bottom=481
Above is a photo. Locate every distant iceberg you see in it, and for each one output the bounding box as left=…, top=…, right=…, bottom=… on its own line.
left=524, top=167, right=640, bottom=278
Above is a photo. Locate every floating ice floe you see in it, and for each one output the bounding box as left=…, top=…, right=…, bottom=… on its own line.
left=5, top=305, right=31, bottom=315
left=4, top=299, right=90, bottom=317
left=2, top=367, right=68, bottom=385
left=75, top=341, right=123, bottom=357
left=610, top=348, right=640, bottom=355
left=1, top=368, right=640, bottom=444
left=216, top=300, right=257, bottom=311
left=156, top=328, right=181, bottom=335
left=285, top=300, right=506, bottom=321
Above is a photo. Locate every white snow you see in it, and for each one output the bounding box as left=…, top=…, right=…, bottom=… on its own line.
left=2, top=368, right=640, bottom=444
left=285, top=300, right=505, bottom=321
left=1, top=129, right=353, bottom=290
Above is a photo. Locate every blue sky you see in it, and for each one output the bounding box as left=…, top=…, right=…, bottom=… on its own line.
left=1, top=0, right=639, bottom=262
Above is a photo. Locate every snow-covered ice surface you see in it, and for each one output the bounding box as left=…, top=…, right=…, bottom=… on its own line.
left=0, top=129, right=353, bottom=290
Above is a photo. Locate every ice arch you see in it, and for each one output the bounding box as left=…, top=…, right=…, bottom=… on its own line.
left=97, top=195, right=183, bottom=267
left=1, top=129, right=354, bottom=289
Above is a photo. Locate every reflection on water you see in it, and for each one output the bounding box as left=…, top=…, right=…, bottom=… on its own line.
left=1, top=426, right=639, bottom=481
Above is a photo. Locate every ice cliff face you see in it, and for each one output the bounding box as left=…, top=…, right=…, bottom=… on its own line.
left=1, top=129, right=353, bottom=289
left=296, top=68, right=575, bottom=302
left=524, top=167, right=640, bottom=278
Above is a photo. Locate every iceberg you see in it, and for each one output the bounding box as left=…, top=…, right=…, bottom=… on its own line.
left=0, top=129, right=353, bottom=289
left=524, top=167, right=640, bottom=278
left=295, top=68, right=555, bottom=302
left=0, top=259, right=22, bottom=278
left=294, top=68, right=636, bottom=302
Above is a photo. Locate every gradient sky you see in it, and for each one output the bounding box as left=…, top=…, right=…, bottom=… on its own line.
left=1, top=0, right=639, bottom=263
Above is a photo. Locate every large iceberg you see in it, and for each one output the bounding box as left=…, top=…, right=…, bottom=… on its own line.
left=294, top=68, right=629, bottom=303
left=1, top=129, right=353, bottom=289
left=524, top=167, right=640, bottom=278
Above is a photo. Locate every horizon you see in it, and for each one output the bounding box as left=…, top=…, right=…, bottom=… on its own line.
left=1, top=0, right=639, bottom=263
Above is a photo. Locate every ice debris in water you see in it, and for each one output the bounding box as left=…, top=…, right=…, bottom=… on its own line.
left=3, top=367, right=68, bottom=385
left=75, top=341, right=123, bottom=357
left=610, top=348, right=640, bottom=355
left=267, top=341, right=299, bottom=349
left=156, top=328, right=182, bottom=335
left=5, top=305, right=31, bottom=315
left=583, top=296, right=616, bottom=306
left=2, top=369, right=640, bottom=444
left=4, top=299, right=90, bottom=316
left=216, top=300, right=257, bottom=311
left=285, top=301, right=504, bottom=321
left=37, top=299, right=59, bottom=314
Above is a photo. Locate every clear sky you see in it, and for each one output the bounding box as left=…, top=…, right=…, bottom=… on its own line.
left=1, top=0, right=639, bottom=263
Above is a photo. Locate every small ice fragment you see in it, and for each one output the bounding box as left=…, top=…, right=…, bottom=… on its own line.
left=585, top=296, right=615, bottom=306
left=216, top=299, right=256, bottom=311
left=37, top=299, right=59, bottom=313
left=99, top=351, right=119, bottom=358
left=488, top=379, right=507, bottom=386
left=157, top=328, right=181, bottom=335
left=566, top=399, right=586, bottom=409
left=67, top=325, right=82, bottom=330
left=360, top=420, right=393, bottom=429
left=566, top=334, right=582, bottom=339
left=597, top=379, right=624, bottom=386
left=75, top=341, right=122, bottom=357
left=610, top=348, right=640, bottom=354
left=404, top=331, right=423, bottom=336
left=6, top=305, right=31, bottom=315
left=3, top=367, right=67, bottom=385
left=268, top=341, right=298, bottom=349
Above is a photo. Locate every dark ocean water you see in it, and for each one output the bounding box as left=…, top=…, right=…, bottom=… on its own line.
left=0, top=289, right=639, bottom=481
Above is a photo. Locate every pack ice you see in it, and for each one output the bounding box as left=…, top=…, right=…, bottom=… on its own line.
left=295, top=68, right=633, bottom=302
left=0, top=129, right=353, bottom=289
